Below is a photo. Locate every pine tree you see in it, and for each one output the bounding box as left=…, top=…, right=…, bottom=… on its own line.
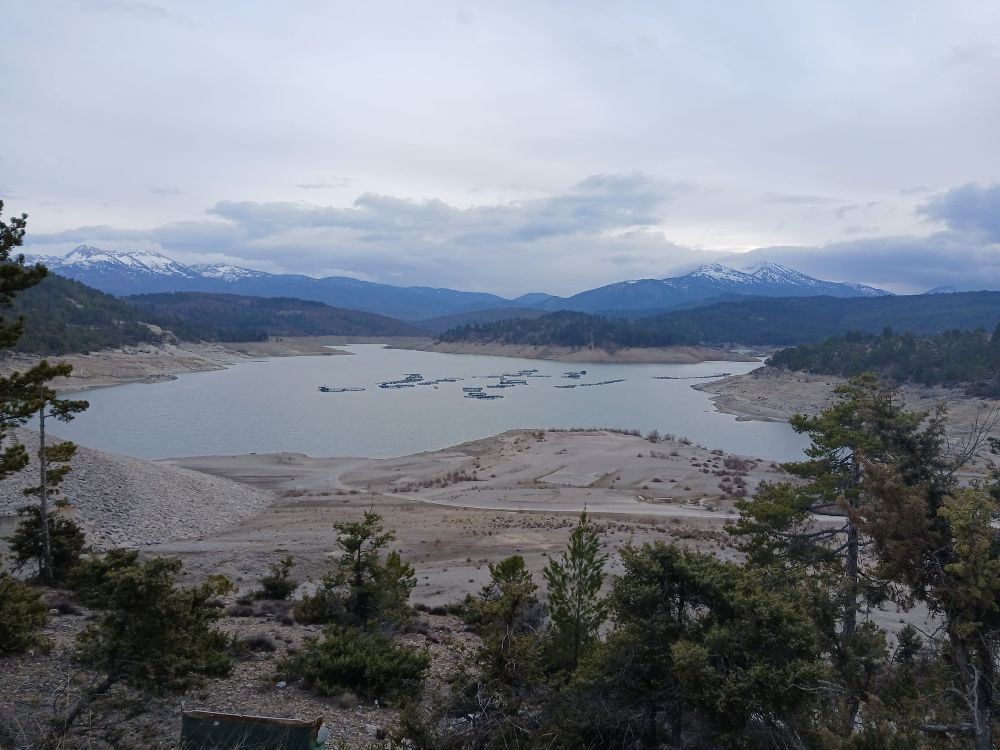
left=66, top=555, right=234, bottom=733
left=0, top=201, right=49, bottom=479
left=0, top=204, right=88, bottom=584
left=295, top=511, right=415, bottom=628
left=729, top=374, right=948, bottom=639
left=9, top=361, right=88, bottom=584
left=859, top=473, right=1000, bottom=749
left=543, top=510, right=607, bottom=670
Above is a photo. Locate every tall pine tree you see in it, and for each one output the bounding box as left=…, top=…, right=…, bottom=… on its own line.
left=543, top=510, right=607, bottom=671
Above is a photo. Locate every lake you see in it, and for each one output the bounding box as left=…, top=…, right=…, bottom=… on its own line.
left=49, top=344, right=810, bottom=461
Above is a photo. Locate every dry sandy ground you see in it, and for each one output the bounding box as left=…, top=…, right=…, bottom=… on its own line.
left=162, top=430, right=770, bottom=605
left=161, top=427, right=928, bottom=638
left=394, top=340, right=758, bottom=364
left=697, top=367, right=1000, bottom=477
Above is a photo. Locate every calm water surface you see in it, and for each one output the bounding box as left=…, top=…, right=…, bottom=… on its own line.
left=50, top=345, right=809, bottom=461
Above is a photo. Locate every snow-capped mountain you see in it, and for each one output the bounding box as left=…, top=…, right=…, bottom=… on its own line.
left=189, top=263, right=274, bottom=282
left=29, top=245, right=512, bottom=320
left=41, top=245, right=199, bottom=278
left=925, top=286, right=960, bottom=294
left=30, top=245, right=892, bottom=320
left=29, top=245, right=204, bottom=295
left=536, top=260, right=890, bottom=314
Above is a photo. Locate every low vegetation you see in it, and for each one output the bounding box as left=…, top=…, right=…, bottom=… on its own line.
left=0, top=571, right=49, bottom=656
left=294, top=511, right=415, bottom=629
left=253, top=554, right=298, bottom=600
left=281, top=625, right=430, bottom=704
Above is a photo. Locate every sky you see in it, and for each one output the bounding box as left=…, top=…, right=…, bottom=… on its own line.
left=3, top=0, right=999, bottom=297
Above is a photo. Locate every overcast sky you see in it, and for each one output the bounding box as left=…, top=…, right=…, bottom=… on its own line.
left=3, top=0, right=999, bottom=296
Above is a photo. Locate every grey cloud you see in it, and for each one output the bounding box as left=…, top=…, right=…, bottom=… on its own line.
left=734, top=231, right=1000, bottom=293
left=149, top=185, right=183, bottom=196
left=296, top=178, right=352, bottom=190
left=763, top=193, right=835, bottom=206
left=24, top=176, right=1000, bottom=298
left=945, top=42, right=998, bottom=67
left=835, top=202, right=880, bottom=220
left=919, top=183, right=1000, bottom=240
left=209, top=173, right=687, bottom=247
left=26, top=175, right=700, bottom=296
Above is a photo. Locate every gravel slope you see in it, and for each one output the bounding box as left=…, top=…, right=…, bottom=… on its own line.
left=0, top=429, right=273, bottom=549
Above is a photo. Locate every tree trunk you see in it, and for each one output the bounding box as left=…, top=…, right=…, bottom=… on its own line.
left=38, top=404, right=52, bottom=586
left=58, top=673, right=117, bottom=736
left=951, top=635, right=994, bottom=750
left=973, top=644, right=994, bottom=750
left=843, top=453, right=862, bottom=641
left=842, top=456, right=862, bottom=735
left=843, top=522, right=859, bottom=640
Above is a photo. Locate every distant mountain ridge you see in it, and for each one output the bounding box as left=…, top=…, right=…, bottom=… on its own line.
left=32, top=245, right=892, bottom=320
left=537, top=261, right=891, bottom=314
left=30, top=246, right=512, bottom=320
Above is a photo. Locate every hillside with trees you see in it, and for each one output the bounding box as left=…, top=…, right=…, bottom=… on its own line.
left=9, top=274, right=170, bottom=355
left=126, top=292, right=426, bottom=340
left=438, top=310, right=691, bottom=348
left=769, top=326, right=1000, bottom=396
left=439, top=291, right=1000, bottom=348
left=5, top=278, right=429, bottom=356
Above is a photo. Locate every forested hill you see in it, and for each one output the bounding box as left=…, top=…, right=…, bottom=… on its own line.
left=438, top=311, right=691, bottom=348
left=125, top=292, right=427, bottom=340
left=768, top=327, right=1000, bottom=396
left=6, top=273, right=170, bottom=354
left=3, top=275, right=428, bottom=356
left=439, top=291, right=1000, bottom=348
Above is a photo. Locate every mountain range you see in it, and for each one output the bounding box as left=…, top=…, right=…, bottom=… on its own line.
left=31, top=245, right=892, bottom=320
left=536, top=261, right=890, bottom=315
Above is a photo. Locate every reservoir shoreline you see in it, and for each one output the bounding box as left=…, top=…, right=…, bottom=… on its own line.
left=9, top=336, right=758, bottom=393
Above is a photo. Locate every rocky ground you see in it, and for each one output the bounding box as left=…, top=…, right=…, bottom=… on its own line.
left=0, top=590, right=473, bottom=749
left=0, top=430, right=272, bottom=550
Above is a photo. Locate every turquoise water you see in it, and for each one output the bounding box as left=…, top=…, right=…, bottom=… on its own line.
left=48, top=345, right=809, bottom=461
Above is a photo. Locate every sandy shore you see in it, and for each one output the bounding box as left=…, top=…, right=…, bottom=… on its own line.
left=697, top=367, right=1000, bottom=477
left=393, top=340, right=758, bottom=363
left=0, top=337, right=353, bottom=393
left=694, top=367, right=844, bottom=422
left=2, top=334, right=755, bottom=393
left=161, top=429, right=785, bottom=604
left=1, top=428, right=769, bottom=598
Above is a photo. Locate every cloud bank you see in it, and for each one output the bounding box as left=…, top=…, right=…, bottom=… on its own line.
left=24, top=177, right=1000, bottom=296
